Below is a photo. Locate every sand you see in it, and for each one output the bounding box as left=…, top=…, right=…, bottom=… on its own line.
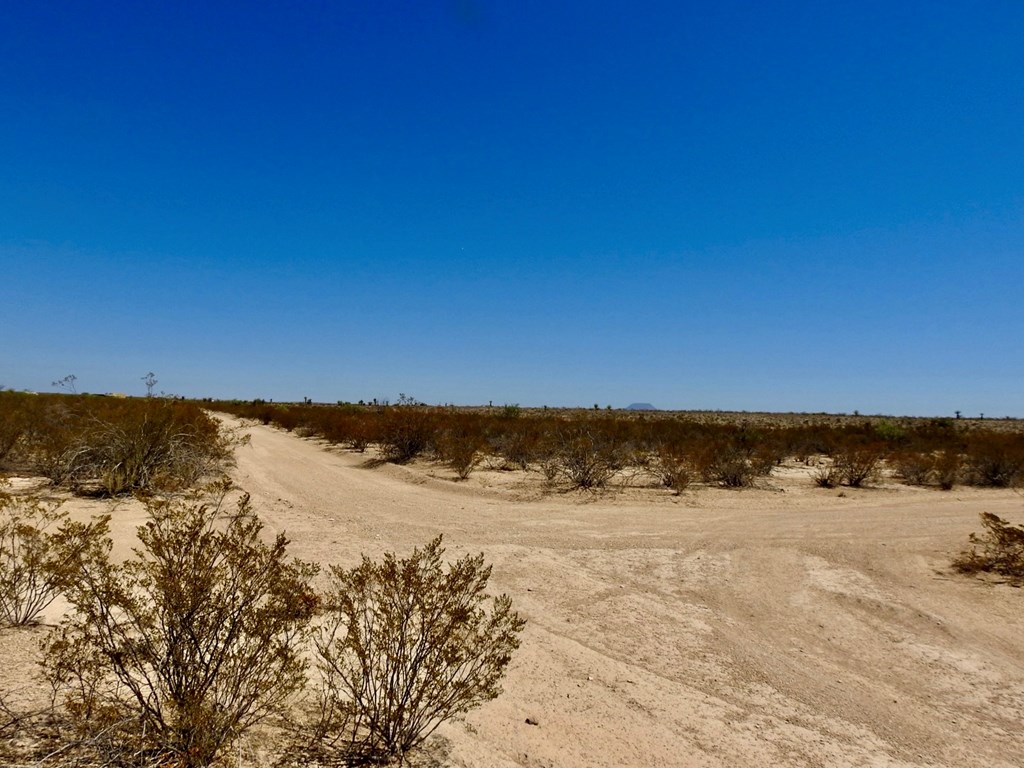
left=3, top=417, right=1023, bottom=767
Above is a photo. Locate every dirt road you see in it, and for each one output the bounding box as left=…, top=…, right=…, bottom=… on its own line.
left=224, top=420, right=1024, bottom=768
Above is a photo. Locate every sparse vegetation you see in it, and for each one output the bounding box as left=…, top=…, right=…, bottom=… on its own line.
left=308, top=536, right=525, bottom=766
left=0, top=393, right=234, bottom=496
left=43, top=484, right=319, bottom=768
left=0, top=493, right=108, bottom=626
left=209, top=399, right=1024, bottom=496
left=953, top=512, right=1024, bottom=582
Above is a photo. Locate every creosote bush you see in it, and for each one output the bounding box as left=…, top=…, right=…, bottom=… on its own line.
left=811, top=460, right=843, bottom=489
left=309, top=536, right=525, bottom=766
left=44, top=483, right=319, bottom=768
left=654, top=448, right=692, bottom=494
left=953, top=512, right=1024, bottom=582
left=0, top=492, right=107, bottom=626
left=210, top=398, right=1024, bottom=496
left=0, top=393, right=234, bottom=496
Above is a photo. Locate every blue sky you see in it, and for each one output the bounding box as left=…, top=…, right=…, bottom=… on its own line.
left=2, top=1, right=1022, bottom=415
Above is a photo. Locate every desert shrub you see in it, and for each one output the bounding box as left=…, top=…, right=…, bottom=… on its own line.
left=377, top=408, right=435, bottom=464
left=490, top=425, right=542, bottom=471
left=654, top=448, right=692, bottom=494
left=833, top=441, right=886, bottom=487
left=27, top=400, right=84, bottom=486
left=309, top=536, right=524, bottom=766
left=962, top=434, right=1024, bottom=488
left=9, top=397, right=233, bottom=496
left=0, top=392, right=34, bottom=465
left=0, top=493, right=108, bottom=626
left=696, top=439, right=763, bottom=488
left=953, top=512, right=1024, bottom=582
left=934, top=450, right=962, bottom=490
left=545, top=427, right=617, bottom=490
left=71, top=401, right=234, bottom=495
left=499, top=403, right=522, bottom=419
left=325, top=412, right=377, bottom=453
left=892, top=450, right=933, bottom=486
left=811, top=460, right=843, bottom=488
left=891, top=449, right=962, bottom=489
left=44, top=485, right=318, bottom=768
left=435, top=425, right=485, bottom=480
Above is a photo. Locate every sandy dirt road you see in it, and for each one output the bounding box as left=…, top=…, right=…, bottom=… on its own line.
left=222, top=420, right=1024, bottom=768
left=3, top=419, right=1022, bottom=767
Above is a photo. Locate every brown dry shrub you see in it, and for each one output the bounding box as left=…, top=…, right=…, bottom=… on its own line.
left=962, top=434, right=1024, bottom=488
left=695, top=440, right=763, bottom=488
left=953, top=512, right=1024, bottom=582
left=42, top=484, right=318, bottom=768
left=308, top=536, right=525, bottom=766
left=8, top=396, right=234, bottom=496
left=0, top=493, right=108, bottom=627
left=811, top=460, right=843, bottom=488
left=833, top=442, right=886, bottom=488
left=377, top=408, right=435, bottom=464
left=654, top=448, right=693, bottom=494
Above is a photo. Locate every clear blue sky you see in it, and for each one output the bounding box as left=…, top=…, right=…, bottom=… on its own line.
left=2, top=1, right=1022, bottom=416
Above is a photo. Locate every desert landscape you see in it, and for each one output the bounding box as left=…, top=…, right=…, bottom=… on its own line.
left=7, top=4, right=1024, bottom=766
left=3, top=407, right=1023, bottom=767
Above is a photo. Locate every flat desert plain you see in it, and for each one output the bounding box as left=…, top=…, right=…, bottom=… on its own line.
left=3, top=417, right=1024, bottom=767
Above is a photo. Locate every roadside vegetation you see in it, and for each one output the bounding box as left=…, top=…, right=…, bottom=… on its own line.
left=953, top=512, right=1024, bottom=583
left=212, top=399, right=1024, bottom=491
left=0, top=392, right=234, bottom=496
left=0, top=480, right=523, bottom=767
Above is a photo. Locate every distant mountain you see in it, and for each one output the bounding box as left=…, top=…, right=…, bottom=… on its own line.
left=626, top=402, right=657, bottom=411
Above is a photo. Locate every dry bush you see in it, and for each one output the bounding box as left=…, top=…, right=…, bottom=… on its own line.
left=892, top=450, right=962, bottom=489
left=490, top=426, right=541, bottom=471
left=953, top=512, right=1024, bottom=582
left=934, top=450, right=961, bottom=490
left=8, top=396, right=234, bottom=497
left=892, top=451, right=933, bottom=486
left=71, top=401, right=234, bottom=495
left=962, top=434, right=1024, bottom=488
left=0, top=392, right=34, bottom=465
left=377, top=408, right=435, bottom=464
left=833, top=442, right=886, bottom=487
left=43, top=484, right=318, bottom=768
left=0, top=493, right=107, bottom=627
left=654, top=448, right=692, bottom=494
left=546, top=427, right=618, bottom=490
left=696, top=441, right=762, bottom=488
left=309, top=536, right=525, bottom=766
left=811, top=460, right=843, bottom=488
left=435, top=429, right=484, bottom=481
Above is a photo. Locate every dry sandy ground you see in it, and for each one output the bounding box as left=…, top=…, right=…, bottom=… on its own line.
left=4, top=418, right=1024, bottom=767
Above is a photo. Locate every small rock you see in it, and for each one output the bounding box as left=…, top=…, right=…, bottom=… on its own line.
left=525, top=717, right=540, bottom=726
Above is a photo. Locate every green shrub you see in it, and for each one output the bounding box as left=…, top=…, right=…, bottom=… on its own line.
left=310, top=536, right=525, bottom=766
